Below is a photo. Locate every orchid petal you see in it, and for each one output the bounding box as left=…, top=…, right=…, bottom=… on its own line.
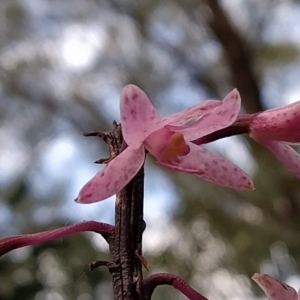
left=157, top=142, right=254, bottom=189
left=120, top=85, right=163, bottom=147
left=0, top=221, right=114, bottom=256
left=252, top=273, right=298, bottom=300
left=252, top=138, right=300, bottom=179
left=162, top=100, right=221, bottom=126
left=166, top=89, right=241, bottom=141
left=250, top=101, right=300, bottom=143
left=76, top=145, right=145, bottom=203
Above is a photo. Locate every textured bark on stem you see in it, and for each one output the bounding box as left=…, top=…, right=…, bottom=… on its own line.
left=88, top=123, right=145, bottom=300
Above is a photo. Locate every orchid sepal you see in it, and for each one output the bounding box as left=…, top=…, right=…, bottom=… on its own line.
left=76, top=145, right=145, bottom=203
left=252, top=273, right=299, bottom=300
left=157, top=142, right=254, bottom=190
left=166, top=89, right=241, bottom=141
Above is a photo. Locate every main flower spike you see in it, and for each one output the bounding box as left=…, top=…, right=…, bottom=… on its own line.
left=77, top=85, right=254, bottom=204
left=250, top=101, right=300, bottom=179
left=252, top=273, right=299, bottom=300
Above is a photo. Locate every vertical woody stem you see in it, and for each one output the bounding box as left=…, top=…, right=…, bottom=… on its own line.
left=102, top=123, right=145, bottom=300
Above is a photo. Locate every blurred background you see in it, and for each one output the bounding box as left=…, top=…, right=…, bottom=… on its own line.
left=1, top=0, right=300, bottom=299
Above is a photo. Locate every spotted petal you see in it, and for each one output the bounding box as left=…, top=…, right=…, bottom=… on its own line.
left=252, top=138, right=300, bottom=179
left=252, top=273, right=298, bottom=300
left=120, top=85, right=163, bottom=147
left=250, top=101, right=300, bottom=143
left=166, top=89, right=241, bottom=141
left=76, top=145, right=145, bottom=203
left=157, top=142, right=254, bottom=189
left=162, top=100, right=221, bottom=126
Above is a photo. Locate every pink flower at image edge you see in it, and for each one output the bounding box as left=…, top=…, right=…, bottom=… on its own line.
left=252, top=273, right=299, bottom=300
left=250, top=100, right=300, bottom=179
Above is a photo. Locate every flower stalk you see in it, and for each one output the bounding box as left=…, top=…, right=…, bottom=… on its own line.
left=87, top=123, right=146, bottom=300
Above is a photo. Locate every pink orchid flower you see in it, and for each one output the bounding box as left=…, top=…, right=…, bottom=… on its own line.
left=252, top=273, right=300, bottom=300
left=250, top=101, right=300, bottom=179
left=77, top=85, right=254, bottom=204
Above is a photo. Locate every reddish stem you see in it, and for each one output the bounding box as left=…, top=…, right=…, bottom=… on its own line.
left=143, top=273, right=209, bottom=300
left=0, top=221, right=114, bottom=256
left=192, top=114, right=256, bottom=144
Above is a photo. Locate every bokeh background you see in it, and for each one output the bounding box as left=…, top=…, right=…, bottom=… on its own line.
left=1, top=0, right=300, bottom=299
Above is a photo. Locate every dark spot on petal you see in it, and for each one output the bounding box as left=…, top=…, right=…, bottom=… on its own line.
left=131, top=109, right=137, bottom=120
left=132, top=93, right=138, bottom=100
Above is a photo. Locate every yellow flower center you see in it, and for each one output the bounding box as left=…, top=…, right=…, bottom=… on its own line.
left=160, top=132, right=189, bottom=160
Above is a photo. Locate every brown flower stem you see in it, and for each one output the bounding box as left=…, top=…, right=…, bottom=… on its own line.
left=90, top=123, right=145, bottom=300
left=90, top=260, right=111, bottom=271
